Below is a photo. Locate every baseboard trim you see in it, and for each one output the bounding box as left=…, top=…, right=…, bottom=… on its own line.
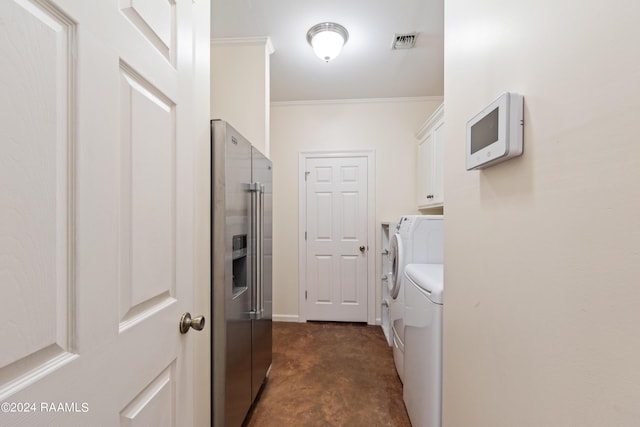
left=273, top=314, right=300, bottom=323
left=273, top=315, right=383, bottom=324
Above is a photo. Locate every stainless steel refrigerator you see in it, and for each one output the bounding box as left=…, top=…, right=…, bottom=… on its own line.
left=211, top=120, right=272, bottom=427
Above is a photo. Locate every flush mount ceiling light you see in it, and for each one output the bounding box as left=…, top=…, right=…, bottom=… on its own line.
left=306, top=22, right=349, bottom=62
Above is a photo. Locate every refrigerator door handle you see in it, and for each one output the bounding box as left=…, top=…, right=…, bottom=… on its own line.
left=258, top=183, right=265, bottom=316
left=249, top=181, right=265, bottom=319
left=249, top=182, right=260, bottom=316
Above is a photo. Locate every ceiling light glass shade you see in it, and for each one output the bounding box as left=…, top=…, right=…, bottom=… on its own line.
left=306, top=22, right=349, bottom=62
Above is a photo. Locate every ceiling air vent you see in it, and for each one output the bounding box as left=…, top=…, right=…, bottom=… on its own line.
left=392, top=32, right=418, bottom=50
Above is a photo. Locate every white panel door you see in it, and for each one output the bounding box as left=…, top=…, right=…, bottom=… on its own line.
left=304, top=156, right=368, bottom=322
left=0, top=0, right=207, bottom=425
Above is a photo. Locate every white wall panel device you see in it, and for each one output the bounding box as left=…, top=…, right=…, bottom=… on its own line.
left=466, top=92, right=524, bottom=170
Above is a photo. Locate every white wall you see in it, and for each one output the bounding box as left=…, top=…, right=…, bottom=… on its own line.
left=443, top=1, right=640, bottom=426
left=270, top=98, right=442, bottom=320
left=211, top=38, right=273, bottom=156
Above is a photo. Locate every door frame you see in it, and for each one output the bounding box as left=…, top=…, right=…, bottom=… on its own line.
left=298, top=150, right=376, bottom=325
left=192, top=0, right=211, bottom=424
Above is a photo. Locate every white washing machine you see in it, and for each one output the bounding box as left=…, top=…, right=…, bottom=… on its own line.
left=403, top=263, right=443, bottom=427
left=388, top=215, right=443, bottom=383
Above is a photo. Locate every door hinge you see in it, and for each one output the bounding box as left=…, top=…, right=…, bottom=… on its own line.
left=305, top=231, right=307, bottom=240
left=305, top=290, right=308, bottom=300
left=304, top=171, right=310, bottom=181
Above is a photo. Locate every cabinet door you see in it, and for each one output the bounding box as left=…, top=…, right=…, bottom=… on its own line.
left=415, top=104, right=444, bottom=209
left=417, top=134, right=434, bottom=207
left=431, top=120, right=445, bottom=205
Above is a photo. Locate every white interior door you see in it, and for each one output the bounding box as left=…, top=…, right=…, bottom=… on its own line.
left=303, top=156, right=369, bottom=322
left=0, top=0, right=207, bottom=425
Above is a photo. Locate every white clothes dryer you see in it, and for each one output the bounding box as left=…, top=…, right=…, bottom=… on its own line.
left=388, top=215, right=443, bottom=383
left=403, top=263, right=444, bottom=427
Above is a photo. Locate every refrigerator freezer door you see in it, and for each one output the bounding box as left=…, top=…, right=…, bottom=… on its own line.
left=211, top=120, right=253, bottom=427
left=224, top=126, right=253, bottom=427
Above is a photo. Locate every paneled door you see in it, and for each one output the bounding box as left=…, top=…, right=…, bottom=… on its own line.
left=0, top=0, right=208, bottom=425
left=303, top=156, right=369, bottom=322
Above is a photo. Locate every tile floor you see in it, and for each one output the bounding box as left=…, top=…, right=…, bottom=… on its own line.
left=244, top=321, right=411, bottom=427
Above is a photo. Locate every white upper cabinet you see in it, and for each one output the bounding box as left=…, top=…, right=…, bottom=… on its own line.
left=416, top=104, right=444, bottom=209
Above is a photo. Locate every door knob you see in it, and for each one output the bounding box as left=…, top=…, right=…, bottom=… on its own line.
left=359, top=245, right=366, bottom=253
left=179, top=312, right=206, bottom=334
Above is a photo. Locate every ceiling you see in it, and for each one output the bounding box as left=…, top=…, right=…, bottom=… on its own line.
left=211, top=0, right=444, bottom=103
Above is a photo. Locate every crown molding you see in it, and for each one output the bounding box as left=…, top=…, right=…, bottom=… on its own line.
left=211, top=36, right=275, bottom=54
left=271, top=96, right=443, bottom=107
left=415, top=103, right=445, bottom=140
